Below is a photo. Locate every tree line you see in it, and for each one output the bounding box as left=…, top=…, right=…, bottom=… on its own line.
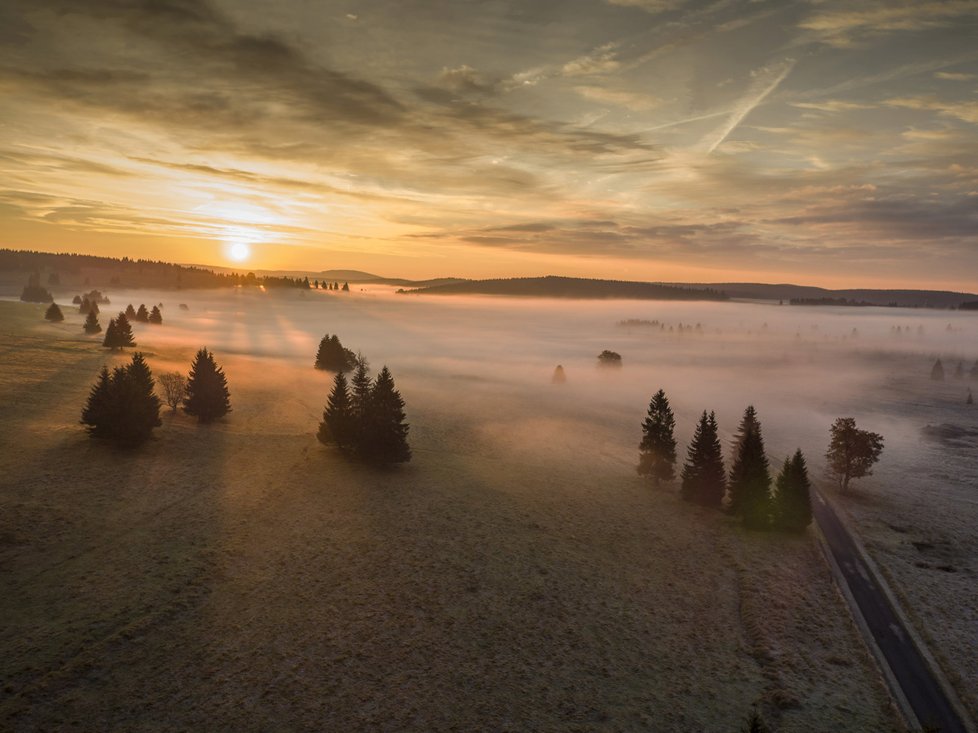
left=637, top=391, right=884, bottom=531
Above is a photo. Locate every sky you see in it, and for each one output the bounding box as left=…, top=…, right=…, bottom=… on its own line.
left=1, top=0, right=977, bottom=289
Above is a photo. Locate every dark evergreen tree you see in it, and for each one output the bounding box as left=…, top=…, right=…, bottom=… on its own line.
left=342, top=282, right=350, bottom=291
left=102, top=313, right=136, bottom=349
left=72, top=294, right=82, bottom=305
left=125, top=303, right=137, bottom=319
left=826, top=417, right=884, bottom=492
left=83, top=310, right=102, bottom=334
left=773, top=449, right=813, bottom=532
left=135, top=304, right=150, bottom=322
left=318, top=371, right=355, bottom=449
left=80, top=367, right=112, bottom=439
left=314, top=334, right=356, bottom=372
left=80, top=354, right=161, bottom=447
left=148, top=305, right=163, bottom=324
left=44, top=303, right=64, bottom=322
left=183, top=348, right=232, bottom=423
left=680, top=411, right=726, bottom=506
left=79, top=297, right=91, bottom=314
left=728, top=406, right=772, bottom=528
left=637, top=389, right=677, bottom=485
left=363, top=366, right=411, bottom=464
left=931, top=358, right=944, bottom=381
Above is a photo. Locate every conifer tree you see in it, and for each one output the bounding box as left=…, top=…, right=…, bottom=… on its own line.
left=314, top=334, right=355, bottom=372
left=135, top=304, right=150, bottom=322
left=363, top=366, right=411, bottom=464
left=680, top=411, right=726, bottom=506
left=83, top=310, right=102, bottom=334
left=79, top=297, right=91, bottom=314
left=728, top=405, right=772, bottom=528
left=44, top=303, right=64, bottom=322
left=102, top=313, right=136, bottom=349
left=80, top=367, right=113, bottom=439
left=773, top=449, right=813, bottom=532
left=637, top=389, right=677, bottom=485
left=342, top=282, right=350, bottom=291
left=80, top=355, right=161, bottom=447
left=183, top=348, right=232, bottom=423
left=318, top=371, right=355, bottom=449
left=125, top=303, right=137, bottom=319
left=148, top=305, right=163, bottom=324
left=931, top=358, right=944, bottom=380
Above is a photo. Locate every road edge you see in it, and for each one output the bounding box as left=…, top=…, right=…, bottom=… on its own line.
left=816, top=489, right=976, bottom=733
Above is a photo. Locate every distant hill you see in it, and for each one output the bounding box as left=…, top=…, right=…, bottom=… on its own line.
left=678, top=283, right=978, bottom=308
left=204, top=265, right=465, bottom=288
left=399, top=276, right=728, bottom=301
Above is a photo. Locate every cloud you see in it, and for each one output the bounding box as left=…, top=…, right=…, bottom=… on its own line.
left=886, top=96, right=978, bottom=124
left=799, top=2, right=978, bottom=47
left=574, top=85, right=660, bottom=110
left=934, top=71, right=975, bottom=81
left=790, top=100, right=876, bottom=113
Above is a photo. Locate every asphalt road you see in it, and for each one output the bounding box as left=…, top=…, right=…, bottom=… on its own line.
left=813, top=491, right=969, bottom=733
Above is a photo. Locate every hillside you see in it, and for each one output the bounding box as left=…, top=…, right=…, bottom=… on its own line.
left=680, top=282, right=978, bottom=308
left=399, top=276, right=728, bottom=301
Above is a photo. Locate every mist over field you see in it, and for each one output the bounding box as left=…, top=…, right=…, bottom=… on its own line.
left=3, top=286, right=977, bottom=730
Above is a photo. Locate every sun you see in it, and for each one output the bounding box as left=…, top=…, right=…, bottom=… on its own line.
left=228, top=242, right=251, bottom=262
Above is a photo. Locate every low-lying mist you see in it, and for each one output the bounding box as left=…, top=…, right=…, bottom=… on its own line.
left=101, top=286, right=977, bottom=497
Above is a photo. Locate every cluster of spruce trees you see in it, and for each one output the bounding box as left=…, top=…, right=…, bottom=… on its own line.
left=638, top=391, right=813, bottom=532
left=124, top=302, right=163, bottom=324
left=314, top=333, right=357, bottom=372
left=81, top=348, right=231, bottom=447
left=318, top=357, right=411, bottom=464
left=311, top=280, right=349, bottom=291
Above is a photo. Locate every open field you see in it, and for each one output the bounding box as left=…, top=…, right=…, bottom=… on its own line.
left=5, top=287, right=975, bottom=731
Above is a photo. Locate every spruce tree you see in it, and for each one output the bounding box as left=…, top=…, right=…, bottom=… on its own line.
left=637, top=389, right=677, bottom=485
left=680, top=411, right=726, bottom=506
left=342, top=282, right=350, bottom=291
left=44, top=303, right=64, bottom=322
left=318, top=371, right=355, bottom=449
left=103, top=313, right=136, bottom=349
left=183, top=348, right=232, bottom=423
left=314, top=334, right=355, bottom=372
left=773, top=449, right=813, bottom=532
left=135, top=304, right=149, bottom=322
left=83, top=310, right=102, bottom=334
left=363, top=366, right=411, bottom=464
left=80, top=367, right=113, bottom=440
left=80, top=355, right=161, bottom=447
left=931, top=358, right=944, bottom=380
left=728, top=406, right=772, bottom=528
left=149, top=305, right=163, bottom=324
left=125, top=304, right=137, bottom=319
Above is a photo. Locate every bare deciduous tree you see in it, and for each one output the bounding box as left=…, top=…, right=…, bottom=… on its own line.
left=158, top=371, right=187, bottom=413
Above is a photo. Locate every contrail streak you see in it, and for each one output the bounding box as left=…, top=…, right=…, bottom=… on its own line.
left=706, top=59, right=795, bottom=153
